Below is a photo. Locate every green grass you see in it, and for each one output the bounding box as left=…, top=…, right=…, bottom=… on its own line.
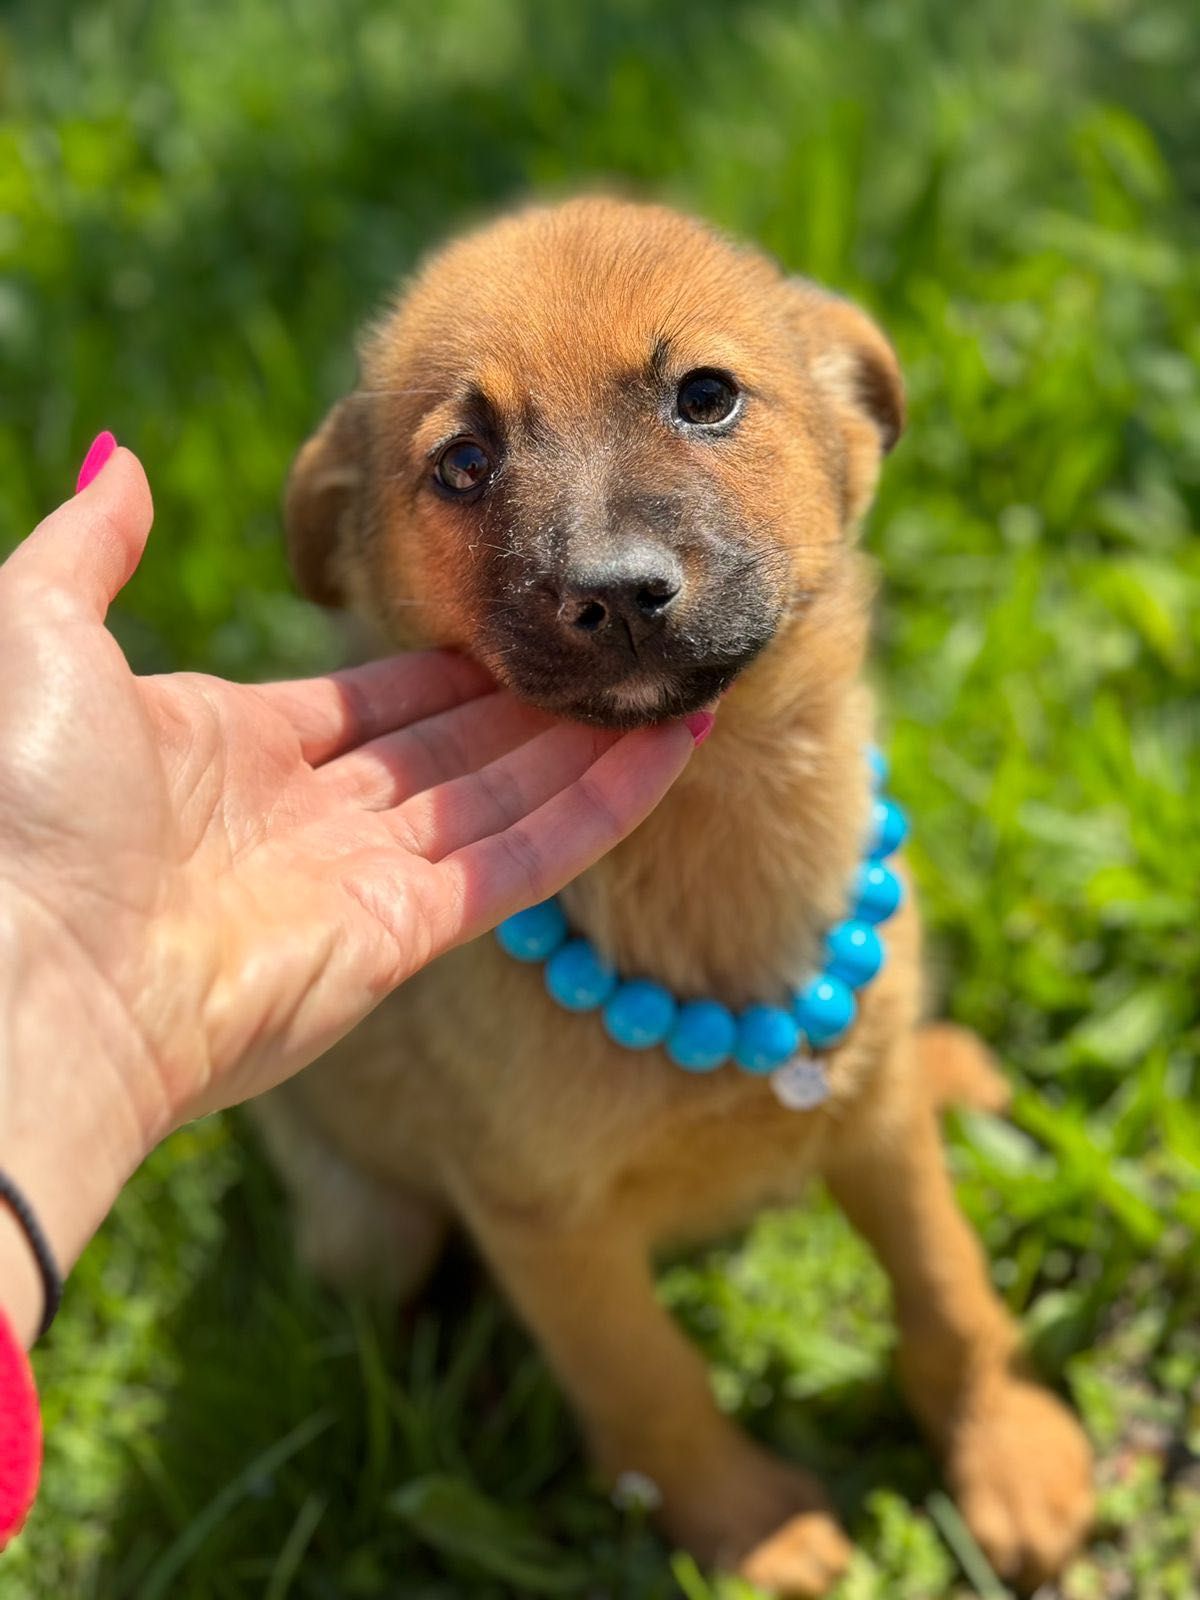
left=3, top=1, right=1199, bottom=1595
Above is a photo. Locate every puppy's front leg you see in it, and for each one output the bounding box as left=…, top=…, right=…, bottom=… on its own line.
left=822, top=1043, right=1094, bottom=1590
left=463, top=1205, right=852, bottom=1597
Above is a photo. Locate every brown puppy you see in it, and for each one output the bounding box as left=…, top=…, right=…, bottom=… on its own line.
left=256, top=197, right=1094, bottom=1595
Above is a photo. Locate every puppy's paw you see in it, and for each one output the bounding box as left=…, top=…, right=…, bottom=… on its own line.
left=654, top=1442, right=851, bottom=1599
left=947, top=1377, right=1094, bottom=1590
left=739, top=1510, right=854, bottom=1598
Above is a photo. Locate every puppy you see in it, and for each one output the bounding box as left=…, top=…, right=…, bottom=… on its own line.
left=256, top=197, right=1094, bottom=1595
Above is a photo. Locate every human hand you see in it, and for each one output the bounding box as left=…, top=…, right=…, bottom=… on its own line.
left=0, top=437, right=699, bottom=1333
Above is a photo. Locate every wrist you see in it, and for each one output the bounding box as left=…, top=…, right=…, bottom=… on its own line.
left=0, top=895, right=160, bottom=1343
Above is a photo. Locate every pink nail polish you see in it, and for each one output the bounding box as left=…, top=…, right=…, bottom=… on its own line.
left=684, top=710, right=715, bottom=745
left=75, top=431, right=118, bottom=494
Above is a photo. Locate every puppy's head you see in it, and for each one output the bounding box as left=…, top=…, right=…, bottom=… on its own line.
left=288, top=198, right=902, bottom=727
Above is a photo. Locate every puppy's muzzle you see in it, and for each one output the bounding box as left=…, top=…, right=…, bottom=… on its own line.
left=543, top=542, right=685, bottom=655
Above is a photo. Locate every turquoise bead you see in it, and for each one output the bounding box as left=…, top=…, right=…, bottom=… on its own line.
left=734, top=1005, right=800, bottom=1074
left=825, top=920, right=884, bottom=989
left=852, top=861, right=903, bottom=924
left=866, top=744, right=888, bottom=788
left=666, top=999, right=736, bottom=1072
left=794, top=974, right=856, bottom=1047
left=603, top=979, right=677, bottom=1049
left=867, top=796, right=908, bottom=859
left=545, top=938, right=617, bottom=1012
left=496, top=898, right=569, bottom=963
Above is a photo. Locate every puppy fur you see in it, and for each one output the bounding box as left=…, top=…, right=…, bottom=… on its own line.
left=257, top=198, right=1094, bottom=1596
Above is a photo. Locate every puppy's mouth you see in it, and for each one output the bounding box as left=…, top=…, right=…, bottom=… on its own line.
left=487, top=653, right=757, bottom=730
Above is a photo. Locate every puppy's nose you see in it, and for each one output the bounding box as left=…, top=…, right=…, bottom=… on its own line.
left=555, top=547, right=684, bottom=644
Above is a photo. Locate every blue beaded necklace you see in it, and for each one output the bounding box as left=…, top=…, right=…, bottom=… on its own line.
left=495, top=747, right=907, bottom=1111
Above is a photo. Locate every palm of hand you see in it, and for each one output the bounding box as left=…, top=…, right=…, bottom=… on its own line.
left=0, top=587, right=416, bottom=1122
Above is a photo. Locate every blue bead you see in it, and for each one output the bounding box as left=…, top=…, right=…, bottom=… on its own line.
left=733, top=1005, right=801, bottom=1074
left=825, top=920, right=885, bottom=989
left=866, top=744, right=889, bottom=788
left=603, top=979, right=678, bottom=1050
left=851, top=861, right=903, bottom=924
left=666, top=999, right=736, bottom=1073
left=867, top=796, right=909, bottom=859
left=794, top=974, right=857, bottom=1048
left=495, top=898, right=569, bottom=962
left=545, top=938, right=617, bottom=1012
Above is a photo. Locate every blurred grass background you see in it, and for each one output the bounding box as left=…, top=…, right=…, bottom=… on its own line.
left=2, top=0, right=1199, bottom=1595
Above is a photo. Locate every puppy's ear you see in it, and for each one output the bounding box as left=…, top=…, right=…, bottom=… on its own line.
left=284, top=396, right=367, bottom=606
left=787, top=280, right=905, bottom=521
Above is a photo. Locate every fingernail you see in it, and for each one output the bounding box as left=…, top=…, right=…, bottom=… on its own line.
left=75, top=431, right=118, bottom=493
left=683, top=710, right=715, bottom=745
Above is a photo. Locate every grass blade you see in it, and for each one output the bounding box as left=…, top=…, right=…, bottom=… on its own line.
left=264, top=1492, right=326, bottom=1600
left=926, top=1491, right=1012, bottom=1600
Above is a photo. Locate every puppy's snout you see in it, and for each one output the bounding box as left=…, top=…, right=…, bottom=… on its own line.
left=552, top=546, right=684, bottom=645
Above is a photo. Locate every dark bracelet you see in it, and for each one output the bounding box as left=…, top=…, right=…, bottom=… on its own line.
left=0, top=1171, right=62, bottom=1339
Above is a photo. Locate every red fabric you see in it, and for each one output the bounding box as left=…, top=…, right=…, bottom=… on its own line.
left=0, top=1307, right=40, bottom=1551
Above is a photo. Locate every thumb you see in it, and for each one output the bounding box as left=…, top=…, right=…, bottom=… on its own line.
left=4, top=439, right=154, bottom=621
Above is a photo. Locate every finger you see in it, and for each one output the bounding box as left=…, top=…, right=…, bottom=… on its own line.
left=254, top=650, right=495, bottom=766
left=388, top=720, right=621, bottom=858
left=434, top=720, right=695, bottom=930
left=320, top=688, right=557, bottom=808
left=3, top=446, right=153, bottom=620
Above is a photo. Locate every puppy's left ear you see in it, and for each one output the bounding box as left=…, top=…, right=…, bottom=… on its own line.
left=786, top=279, right=905, bottom=522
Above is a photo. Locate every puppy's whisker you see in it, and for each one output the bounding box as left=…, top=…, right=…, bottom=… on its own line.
left=470, top=542, right=520, bottom=559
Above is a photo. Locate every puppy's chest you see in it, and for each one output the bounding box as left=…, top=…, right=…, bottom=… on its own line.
left=417, top=940, right=836, bottom=1236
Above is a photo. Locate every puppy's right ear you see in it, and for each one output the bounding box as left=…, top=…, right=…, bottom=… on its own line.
left=784, top=279, right=905, bottom=525
left=284, top=396, right=367, bottom=607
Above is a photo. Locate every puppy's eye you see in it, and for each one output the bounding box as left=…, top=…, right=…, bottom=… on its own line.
left=676, top=370, right=739, bottom=427
left=435, top=439, right=492, bottom=494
